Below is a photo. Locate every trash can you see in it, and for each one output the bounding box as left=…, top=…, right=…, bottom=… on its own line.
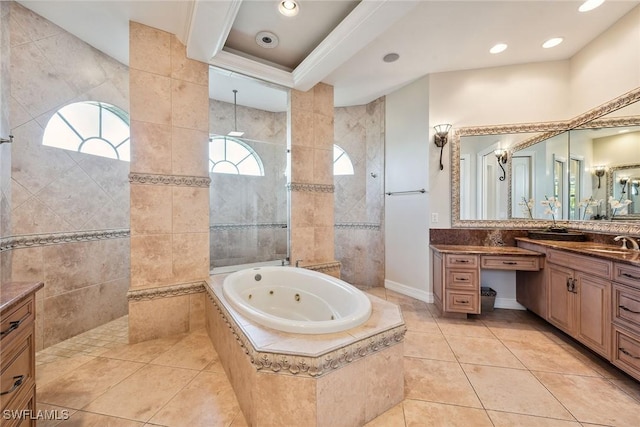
left=481, top=287, right=497, bottom=312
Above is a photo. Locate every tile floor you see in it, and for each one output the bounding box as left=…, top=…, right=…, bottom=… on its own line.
left=34, top=289, right=640, bottom=426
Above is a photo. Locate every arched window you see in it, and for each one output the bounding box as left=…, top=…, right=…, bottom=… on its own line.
left=43, top=101, right=130, bottom=161
left=333, top=144, right=354, bottom=175
left=209, top=136, right=264, bottom=176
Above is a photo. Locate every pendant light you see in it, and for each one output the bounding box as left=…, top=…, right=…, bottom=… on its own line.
left=228, top=89, right=244, bottom=137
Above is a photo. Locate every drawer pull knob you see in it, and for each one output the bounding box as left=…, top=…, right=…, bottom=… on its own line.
left=619, top=305, right=640, bottom=314
left=0, top=375, right=25, bottom=396
left=455, top=260, right=470, bottom=263
left=502, top=261, right=517, bottom=265
left=619, top=347, right=640, bottom=359
left=621, top=272, right=640, bottom=280
left=456, top=278, right=469, bottom=281
left=0, top=319, right=23, bottom=337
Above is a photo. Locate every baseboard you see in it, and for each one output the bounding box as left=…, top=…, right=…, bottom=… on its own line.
left=494, top=298, right=526, bottom=310
left=384, top=279, right=433, bottom=303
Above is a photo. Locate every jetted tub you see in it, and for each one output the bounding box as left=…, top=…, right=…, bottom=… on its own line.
left=222, top=266, right=372, bottom=334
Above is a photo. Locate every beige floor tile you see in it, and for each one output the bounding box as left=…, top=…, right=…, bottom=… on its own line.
left=560, top=343, right=630, bottom=380
left=533, top=371, right=640, bottom=426
left=37, top=357, right=145, bottom=409
left=609, top=377, right=640, bottom=403
left=36, top=354, right=95, bottom=386
left=500, top=339, right=600, bottom=376
left=149, top=371, right=241, bottom=427
left=404, top=331, right=456, bottom=361
left=82, top=364, right=198, bottom=422
left=484, top=320, right=559, bottom=346
left=435, top=318, right=496, bottom=338
left=445, top=335, right=525, bottom=369
left=99, top=334, right=185, bottom=363
left=149, top=329, right=216, bottom=370
left=404, top=357, right=482, bottom=408
left=34, top=404, right=77, bottom=427
left=462, top=364, right=574, bottom=420
left=403, top=400, right=493, bottom=427
left=58, top=411, right=144, bottom=426
left=401, top=308, right=441, bottom=334
left=363, top=403, right=405, bottom=427
left=365, top=287, right=387, bottom=299
left=487, top=410, right=582, bottom=426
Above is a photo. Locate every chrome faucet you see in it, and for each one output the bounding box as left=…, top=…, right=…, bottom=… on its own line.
left=613, top=235, right=640, bottom=250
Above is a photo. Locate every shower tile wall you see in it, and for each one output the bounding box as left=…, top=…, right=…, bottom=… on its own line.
left=334, top=98, right=385, bottom=288
left=128, top=21, right=210, bottom=342
left=0, top=1, right=11, bottom=283
left=7, top=2, right=130, bottom=349
left=209, top=100, right=287, bottom=268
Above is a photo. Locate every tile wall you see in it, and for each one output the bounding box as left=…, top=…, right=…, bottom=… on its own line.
left=128, top=21, right=210, bottom=342
left=288, top=84, right=336, bottom=265
left=0, top=1, right=11, bottom=283
left=7, top=2, right=130, bottom=349
left=208, top=100, right=287, bottom=268
left=334, top=98, right=385, bottom=288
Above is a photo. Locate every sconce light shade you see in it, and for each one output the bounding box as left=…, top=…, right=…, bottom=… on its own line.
left=594, top=165, right=606, bottom=189
left=433, top=123, right=452, bottom=171
left=494, top=148, right=508, bottom=181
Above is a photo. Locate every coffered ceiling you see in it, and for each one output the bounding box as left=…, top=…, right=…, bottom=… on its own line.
left=17, top=1, right=640, bottom=111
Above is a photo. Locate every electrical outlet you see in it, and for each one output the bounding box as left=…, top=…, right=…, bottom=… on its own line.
left=431, top=213, right=439, bottom=223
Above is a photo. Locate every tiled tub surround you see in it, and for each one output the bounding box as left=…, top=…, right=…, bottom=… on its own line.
left=205, top=274, right=406, bottom=426
left=0, top=1, right=11, bottom=284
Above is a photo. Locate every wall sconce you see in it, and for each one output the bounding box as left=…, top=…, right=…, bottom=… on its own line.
left=433, top=124, right=452, bottom=171
left=620, top=176, right=630, bottom=195
left=631, top=178, right=639, bottom=196
left=494, top=148, right=508, bottom=181
left=594, top=165, right=606, bottom=189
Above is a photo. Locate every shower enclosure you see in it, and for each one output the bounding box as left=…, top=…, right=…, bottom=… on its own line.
left=208, top=69, right=289, bottom=272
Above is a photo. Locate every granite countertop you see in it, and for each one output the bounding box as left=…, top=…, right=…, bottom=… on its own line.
left=1, top=282, right=44, bottom=313
left=429, top=244, right=544, bottom=257
left=516, top=237, right=640, bottom=267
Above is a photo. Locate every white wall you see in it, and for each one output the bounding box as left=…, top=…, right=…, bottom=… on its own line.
left=384, top=76, right=431, bottom=300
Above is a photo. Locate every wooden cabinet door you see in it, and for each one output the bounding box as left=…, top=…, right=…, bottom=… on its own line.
left=576, top=272, right=611, bottom=359
left=547, top=263, right=575, bottom=334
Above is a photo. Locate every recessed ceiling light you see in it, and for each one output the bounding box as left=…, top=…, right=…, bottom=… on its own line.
left=579, top=0, right=605, bottom=12
left=490, top=43, right=508, bottom=54
left=383, top=53, right=400, bottom=63
left=256, top=31, right=279, bottom=49
left=279, top=0, right=299, bottom=17
left=542, top=37, right=564, bottom=49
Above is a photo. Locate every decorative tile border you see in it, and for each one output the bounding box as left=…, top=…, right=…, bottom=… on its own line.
left=211, top=223, right=287, bottom=230
left=129, top=173, right=211, bottom=188
left=335, top=222, right=381, bottom=231
left=287, top=182, right=334, bottom=193
left=205, top=284, right=406, bottom=378
left=127, top=281, right=205, bottom=302
left=301, top=261, right=342, bottom=275
left=0, top=229, right=130, bottom=252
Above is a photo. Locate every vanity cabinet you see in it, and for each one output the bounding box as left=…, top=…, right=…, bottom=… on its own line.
left=546, top=249, right=612, bottom=359
left=1, top=283, right=43, bottom=427
left=611, top=263, right=640, bottom=381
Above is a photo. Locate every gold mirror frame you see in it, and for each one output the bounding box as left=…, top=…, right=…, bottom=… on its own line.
left=451, top=87, right=640, bottom=234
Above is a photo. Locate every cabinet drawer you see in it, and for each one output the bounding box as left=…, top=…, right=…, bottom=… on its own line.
left=481, top=255, right=541, bottom=271
left=3, top=385, right=35, bottom=427
left=445, top=290, right=479, bottom=314
left=613, top=283, right=640, bottom=330
left=445, top=254, right=478, bottom=269
left=446, top=269, right=479, bottom=290
left=547, top=249, right=612, bottom=279
left=0, top=296, right=34, bottom=347
left=1, top=329, right=35, bottom=412
left=612, top=325, right=640, bottom=381
left=614, top=263, right=640, bottom=289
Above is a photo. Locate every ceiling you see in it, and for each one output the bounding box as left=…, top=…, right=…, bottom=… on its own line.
left=17, top=1, right=640, bottom=112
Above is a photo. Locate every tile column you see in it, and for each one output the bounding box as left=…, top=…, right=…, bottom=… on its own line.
left=0, top=1, right=11, bottom=283
left=288, top=83, right=339, bottom=277
left=128, top=22, right=209, bottom=342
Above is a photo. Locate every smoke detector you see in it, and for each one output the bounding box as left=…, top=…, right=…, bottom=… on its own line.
left=256, top=31, right=279, bottom=49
